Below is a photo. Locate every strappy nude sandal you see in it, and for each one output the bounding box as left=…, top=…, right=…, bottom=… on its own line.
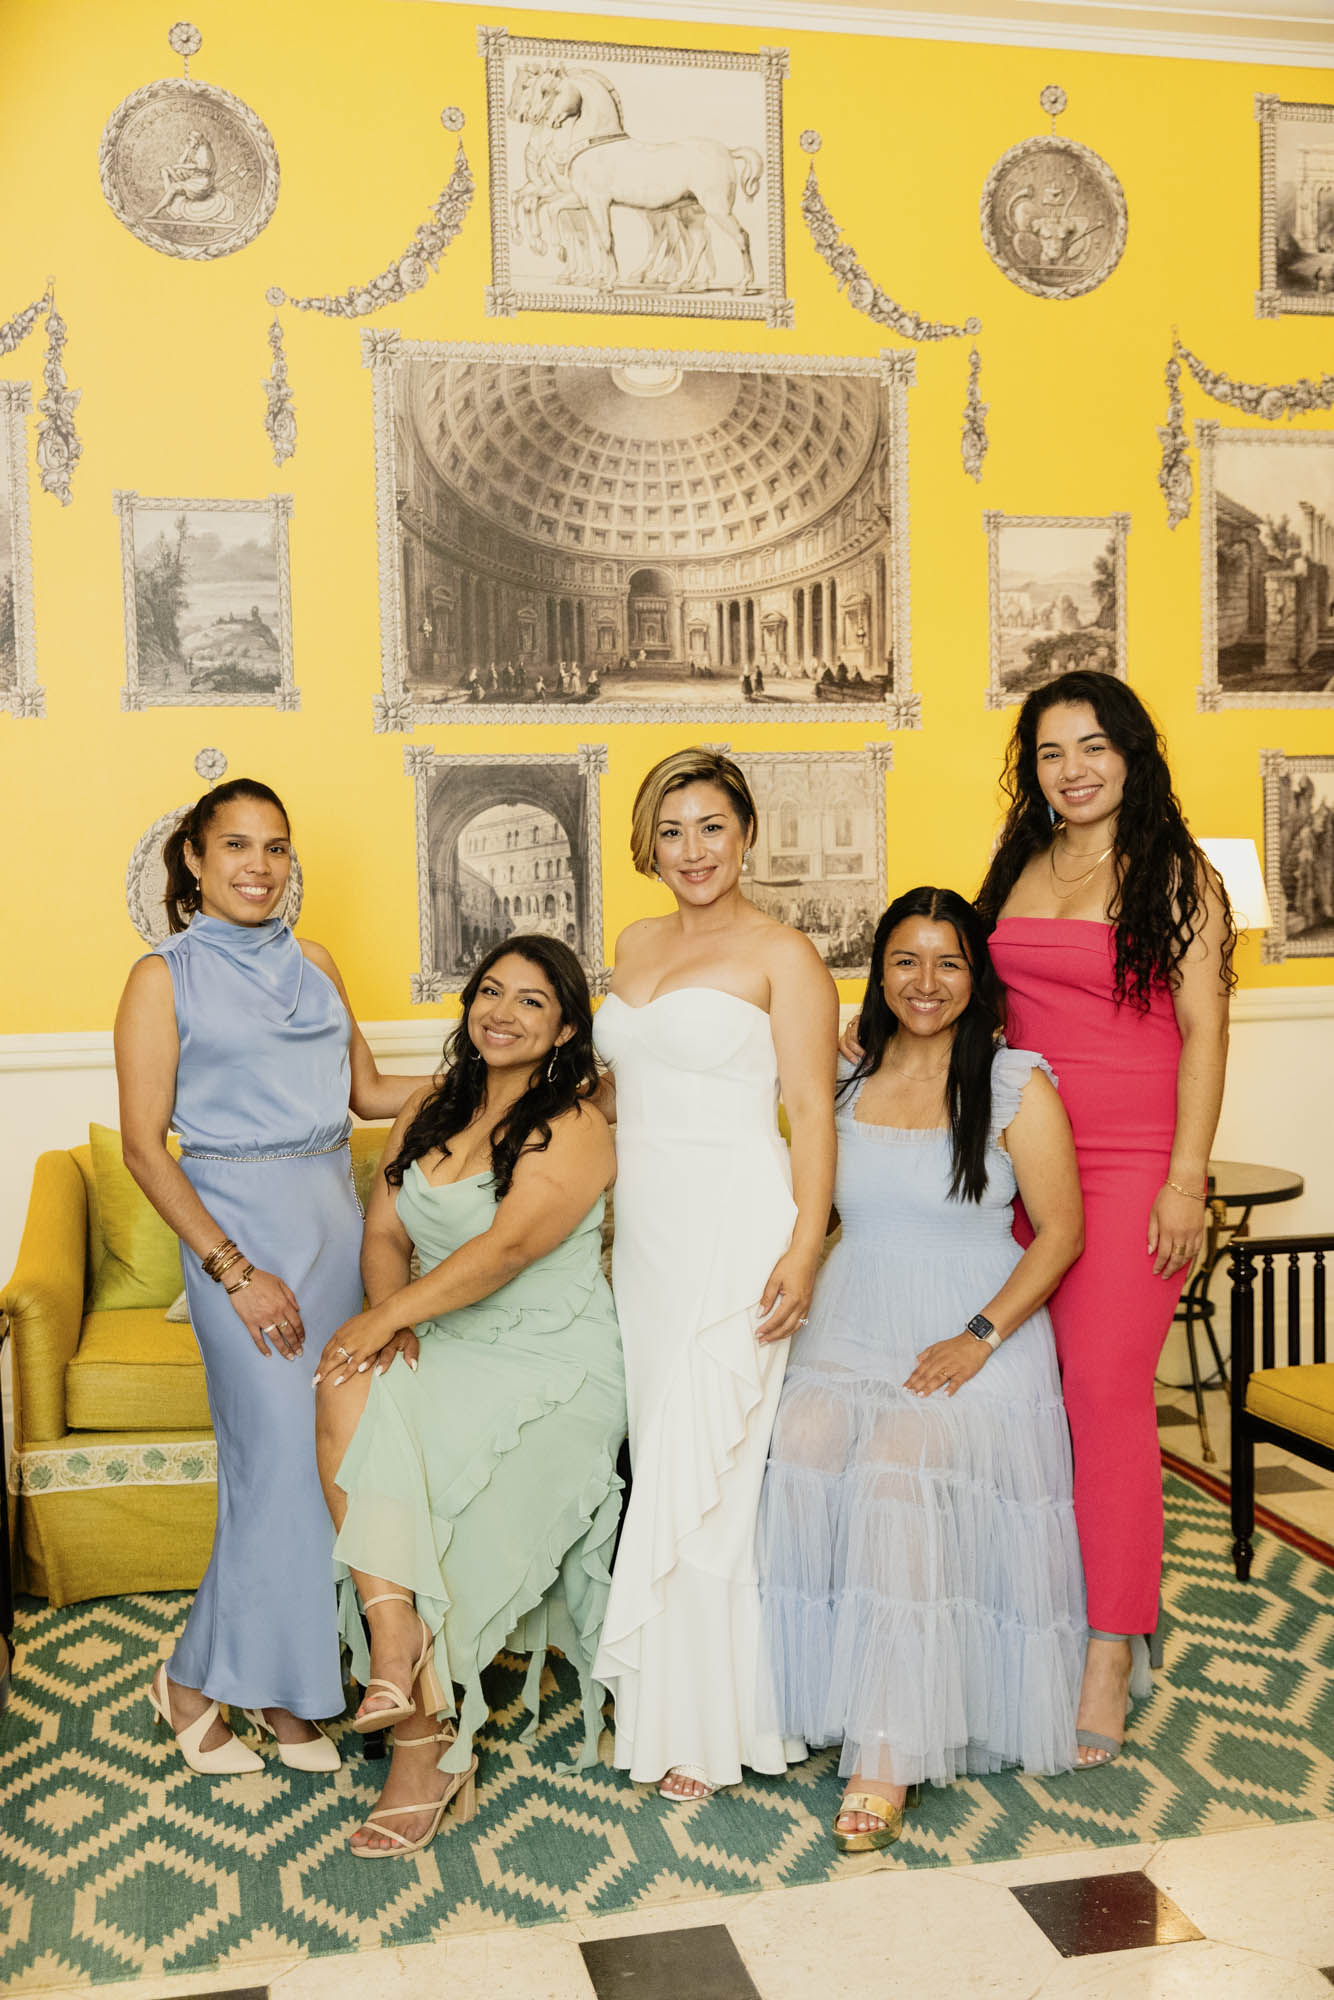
left=350, top=1727, right=479, bottom=1860
left=832, top=1784, right=919, bottom=1854
left=148, top=1664, right=263, bottom=1776
left=351, top=1592, right=445, bottom=1733
left=657, top=1764, right=717, bottom=1801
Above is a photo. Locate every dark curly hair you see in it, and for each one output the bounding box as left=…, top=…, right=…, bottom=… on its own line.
left=843, top=886, right=1006, bottom=1204
left=385, top=935, right=599, bottom=1201
left=975, top=673, right=1235, bottom=1009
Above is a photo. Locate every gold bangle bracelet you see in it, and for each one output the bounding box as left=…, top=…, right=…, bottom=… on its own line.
left=1164, top=1178, right=1206, bottom=1203
left=224, top=1263, right=255, bottom=1295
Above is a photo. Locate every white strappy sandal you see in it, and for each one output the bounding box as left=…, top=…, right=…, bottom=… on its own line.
left=350, top=1726, right=479, bottom=1859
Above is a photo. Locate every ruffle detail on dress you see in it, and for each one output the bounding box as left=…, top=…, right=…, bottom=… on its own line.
left=594, top=1284, right=771, bottom=1678
left=421, top=1261, right=607, bottom=1349
left=989, top=1045, right=1057, bottom=1142
left=758, top=1359, right=1085, bottom=1784
left=335, top=1349, right=624, bottom=1774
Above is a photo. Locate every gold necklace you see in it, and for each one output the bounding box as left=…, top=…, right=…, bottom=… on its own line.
left=885, top=1049, right=952, bottom=1079
left=1048, top=836, right=1114, bottom=897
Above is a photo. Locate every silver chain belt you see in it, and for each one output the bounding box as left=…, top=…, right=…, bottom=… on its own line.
left=180, top=1136, right=350, bottom=1164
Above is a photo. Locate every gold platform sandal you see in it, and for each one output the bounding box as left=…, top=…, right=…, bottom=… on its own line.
left=832, top=1783, right=920, bottom=1854
left=351, top=1727, right=479, bottom=1860
left=351, top=1592, right=445, bottom=1733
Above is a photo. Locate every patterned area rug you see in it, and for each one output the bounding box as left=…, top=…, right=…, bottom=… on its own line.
left=1, top=1473, right=1331, bottom=1993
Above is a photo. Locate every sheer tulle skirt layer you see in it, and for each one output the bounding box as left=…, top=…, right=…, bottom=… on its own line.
left=758, top=1241, right=1086, bottom=1786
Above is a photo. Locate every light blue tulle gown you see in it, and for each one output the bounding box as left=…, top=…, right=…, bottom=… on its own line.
left=757, top=1047, right=1086, bottom=1786
left=155, top=915, right=361, bottom=1718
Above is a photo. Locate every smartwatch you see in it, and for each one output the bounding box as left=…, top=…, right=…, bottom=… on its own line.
left=966, top=1312, right=1001, bottom=1352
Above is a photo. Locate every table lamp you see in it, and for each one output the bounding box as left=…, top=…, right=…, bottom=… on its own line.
left=1197, top=838, right=1272, bottom=934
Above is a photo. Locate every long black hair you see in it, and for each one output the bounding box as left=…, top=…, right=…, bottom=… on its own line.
left=161, top=779, right=290, bottom=933
left=386, top=935, right=599, bottom=1201
left=974, top=672, right=1235, bottom=1008
left=842, top=886, right=1006, bottom=1204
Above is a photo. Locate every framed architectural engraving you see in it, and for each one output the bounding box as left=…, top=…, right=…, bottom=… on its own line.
left=114, top=492, right=297, bottom=711
left=1260, top=748, right=1334, bottom=961
left=984, top=512, right=1128, bottom=709
left=1255, top=96, right=1334, bottom=319
left=366, top=332, right=917, bottom=731
left=405, top=742, right=608, bottom=1002
left=1197, top=425, right=1334, bottom=711
left=0, top=383, right=42, bottom=719
left=725, top=744, right=892, bottom=978
left=479, top=26, right=790, bottom=326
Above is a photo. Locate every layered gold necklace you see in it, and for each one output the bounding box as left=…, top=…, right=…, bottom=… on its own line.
left=1047, top=827, right=1114, bottom=901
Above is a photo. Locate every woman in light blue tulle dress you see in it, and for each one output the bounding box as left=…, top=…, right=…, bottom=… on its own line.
left=757, top=887, right=1088, bottom=1852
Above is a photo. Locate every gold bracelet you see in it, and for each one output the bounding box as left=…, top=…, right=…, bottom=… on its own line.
left=201, top=1238, right=238, bottom=1279
left=1164, top=1177, right=1206, bottom=1204
left=224, top=1263, right=255, bottom=1295
left=210, top=1248, right=245, bottom=1283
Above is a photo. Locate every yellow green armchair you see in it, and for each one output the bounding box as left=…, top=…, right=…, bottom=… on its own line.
left=2, top=1127, right=389, bottom=1607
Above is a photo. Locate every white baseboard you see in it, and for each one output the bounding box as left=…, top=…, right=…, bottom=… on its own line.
left=3, top=984, right=1329, bottom=1072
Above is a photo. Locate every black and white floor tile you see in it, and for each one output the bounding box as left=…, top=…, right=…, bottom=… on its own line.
left=21, top=1817, right=1334, bottom=1999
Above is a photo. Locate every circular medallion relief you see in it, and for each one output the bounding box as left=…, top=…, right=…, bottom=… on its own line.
left=99, top=74, right=280, bottom=260
left=980, top=134, right=1127, bottom=301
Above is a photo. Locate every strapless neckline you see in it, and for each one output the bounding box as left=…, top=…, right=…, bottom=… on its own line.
left=602, top=987, right=770, bottom=1019
left=992, top=916, right=1113, bottom=929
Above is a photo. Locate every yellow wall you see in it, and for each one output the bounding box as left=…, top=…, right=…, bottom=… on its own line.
left=0, top=0, right=1328, bottom=1035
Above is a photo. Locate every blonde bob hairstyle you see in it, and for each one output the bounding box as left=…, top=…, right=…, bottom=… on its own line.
left=629, top=747, right=758, bottom=878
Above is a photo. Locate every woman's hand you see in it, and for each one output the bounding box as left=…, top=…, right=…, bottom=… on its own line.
left=228, top=1267, right=305, bottom=1360
left=838, top=1020, right=864, bottom=1065
left=374, top=1326, right=420, bottom=1376
left=905, top=1333, right=990, bottom=1398
left=756, top=1248, right=819, bottom=1345
left=313, top=1306, right=401, bottom=1387
left=1147, top=1184, right=1204, bottom=1278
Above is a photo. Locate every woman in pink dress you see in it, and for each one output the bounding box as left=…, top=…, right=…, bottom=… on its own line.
left=977, top=672, right=1234, bottom=1767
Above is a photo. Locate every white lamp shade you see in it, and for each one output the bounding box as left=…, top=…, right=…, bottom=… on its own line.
left=1198, top=838, right=1272, bottom=934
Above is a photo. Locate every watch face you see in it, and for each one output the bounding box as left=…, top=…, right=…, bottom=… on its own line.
left=968, top=1313, right=995, bottom=1339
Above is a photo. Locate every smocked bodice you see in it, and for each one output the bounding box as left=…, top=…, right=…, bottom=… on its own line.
left=833, top=1046, right=1052, bottom=1257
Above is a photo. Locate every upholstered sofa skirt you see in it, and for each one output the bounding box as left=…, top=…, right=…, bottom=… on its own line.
left=4, top=1128, right=389, bottom=1608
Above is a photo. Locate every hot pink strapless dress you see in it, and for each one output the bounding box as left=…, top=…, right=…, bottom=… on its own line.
left=988, top=919, right=1186, bottom=1637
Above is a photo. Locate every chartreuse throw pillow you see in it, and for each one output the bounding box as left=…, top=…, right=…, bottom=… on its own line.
left=87, top=1123, right=185, bottom=1311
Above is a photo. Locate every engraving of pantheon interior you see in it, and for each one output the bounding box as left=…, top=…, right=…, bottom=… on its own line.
left=387, top=352, right=903, bottom=719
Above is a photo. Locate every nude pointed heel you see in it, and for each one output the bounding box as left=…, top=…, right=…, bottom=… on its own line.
left=242, top=1708, right=342, bottom=1773
left=148, top=1664, right=264, bottom=1776
left=352, top=1592, right=438, bottom=1733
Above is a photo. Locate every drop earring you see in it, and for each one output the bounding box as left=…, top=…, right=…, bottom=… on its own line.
left=546, top=1049, right=560, bottom=1083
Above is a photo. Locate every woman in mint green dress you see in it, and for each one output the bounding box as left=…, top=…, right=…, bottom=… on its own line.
left=314, top=936, right=624, bottom=1858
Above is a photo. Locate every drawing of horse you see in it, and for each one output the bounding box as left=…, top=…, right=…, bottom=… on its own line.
left=538, top=68, right=763, bottom=293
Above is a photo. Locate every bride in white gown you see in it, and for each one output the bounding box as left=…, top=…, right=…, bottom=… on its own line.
left=593, top=748, right=837, bottom=1798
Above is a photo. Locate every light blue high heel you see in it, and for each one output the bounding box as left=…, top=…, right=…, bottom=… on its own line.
left=1075, top=1629, right=1157, bottom=1768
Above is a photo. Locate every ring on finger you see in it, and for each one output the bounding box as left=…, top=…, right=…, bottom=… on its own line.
left=277, top=1319, right=291, bottom=1330
left=258, top=1323, right=279, bottom=1334
left=337, top=1345, right=351, bottom=1360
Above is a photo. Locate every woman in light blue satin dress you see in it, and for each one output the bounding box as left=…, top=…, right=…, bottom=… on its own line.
left=115, top=779, right=426, bottom=1776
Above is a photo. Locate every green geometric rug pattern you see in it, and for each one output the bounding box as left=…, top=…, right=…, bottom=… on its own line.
left=1, top=1473, right=1331, bottom=1993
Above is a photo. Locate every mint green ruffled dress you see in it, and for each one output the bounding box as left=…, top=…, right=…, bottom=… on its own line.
left=332, top=1164, right=626, bottom=1775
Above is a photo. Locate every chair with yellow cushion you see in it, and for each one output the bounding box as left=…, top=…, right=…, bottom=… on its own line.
left=1229, top=1231, right=1334, bottom=1580
left=2, top=1124, right=389, bottom=1607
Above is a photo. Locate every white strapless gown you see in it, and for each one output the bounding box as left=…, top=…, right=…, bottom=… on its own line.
left=593, top=988, right=807, bottom=1785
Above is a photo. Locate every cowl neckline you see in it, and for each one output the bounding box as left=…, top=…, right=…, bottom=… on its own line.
left=185, top=914, right=307, bottom=1021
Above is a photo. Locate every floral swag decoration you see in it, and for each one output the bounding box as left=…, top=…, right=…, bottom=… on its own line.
left=799, top=130, right=986, bottom=481
left=262, top=115, right=474, bottom=465
left=1156, top=332, right=1334, bottom=528
left=0, top=281, right=81, bottom=506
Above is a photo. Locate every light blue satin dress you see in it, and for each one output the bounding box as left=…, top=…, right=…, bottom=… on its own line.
left=156, top=915, right=360, bottom=1718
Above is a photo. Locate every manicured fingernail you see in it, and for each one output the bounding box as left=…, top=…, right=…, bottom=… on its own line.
left=407, top=1359, right=417, bottom=1372
left=312, top=1373, right=321, bottom=1386
left=357, top=1362, right=368, bottom=1373
left=375, top=1363, right=385, bottom=1376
